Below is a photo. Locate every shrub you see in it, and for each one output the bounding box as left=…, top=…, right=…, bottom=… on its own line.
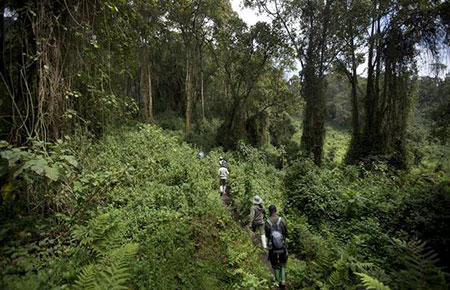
left=0, top=139, right=78, bottom=217
left=1, top=124, right=270, bottom=290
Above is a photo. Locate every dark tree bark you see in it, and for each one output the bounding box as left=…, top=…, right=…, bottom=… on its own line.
left=299, top=0, right=334, bottom=166
left=350, top=3, right=423, bottom=169
left=185, top=50, right=193, bottom=135
left=300, top=61, right=327, bottom=166
left=139, top=60, right=154, bottom=122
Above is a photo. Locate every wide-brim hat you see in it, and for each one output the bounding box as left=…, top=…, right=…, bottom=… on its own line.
left=253, top=195, right=263, bottom=205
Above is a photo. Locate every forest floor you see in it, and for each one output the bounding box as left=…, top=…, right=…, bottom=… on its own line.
left=221, top=188, right=276, bottom=285
left=2, top=123, right=448, bottom=289
left=1, top=124, right=274, bottom=289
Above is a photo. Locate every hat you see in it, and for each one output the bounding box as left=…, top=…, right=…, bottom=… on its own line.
left=219, top=156, right=223, bottom=160
left=252, top=195, right=263, bottom=205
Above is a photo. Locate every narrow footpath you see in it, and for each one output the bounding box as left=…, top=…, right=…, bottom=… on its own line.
left=220, top=189, right=275, bottom=284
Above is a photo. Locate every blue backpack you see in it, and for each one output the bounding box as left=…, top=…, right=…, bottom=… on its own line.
left=267, top=217, right=285, bottom=252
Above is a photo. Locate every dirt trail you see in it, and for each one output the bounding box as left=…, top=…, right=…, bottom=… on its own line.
left=220, top=189, right=274, bottom=273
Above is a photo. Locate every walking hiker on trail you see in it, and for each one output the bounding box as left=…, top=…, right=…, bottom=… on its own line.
left=248, top=195, right=267, bottom=249
left=218, top=161, right=229, bottom=196
left=265, top=205, right=288, bottom=289
left=219, top=156, right=226, bottom=167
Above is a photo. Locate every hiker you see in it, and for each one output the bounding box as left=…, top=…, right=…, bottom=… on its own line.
left=218, top=162, right=229, bottom=195
left=248, top=195, right=267, bottom=249
left=265, top=205, right=288, bottom=289
left=219, top=156, right=227, bottom=168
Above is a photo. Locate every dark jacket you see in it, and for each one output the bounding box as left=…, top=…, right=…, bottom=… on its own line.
left=249, top=204, right=265, bottom=227
left=265, top=214, right=288, bottom=249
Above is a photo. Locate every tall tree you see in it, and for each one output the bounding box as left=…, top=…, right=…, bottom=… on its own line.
left=245, top=0, right=341, bottom=166
left=135, top=1, right=165, bottom=122
left=347, top=0, right=447, bottom=168
left=334, top=0, right=370, bottom=160
left=166, top=0, right=224, bottom=135
left=214, top=17, right=281, bottom=149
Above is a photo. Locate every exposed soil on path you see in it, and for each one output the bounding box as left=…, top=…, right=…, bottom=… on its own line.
left=220, top=188, right=278, bottom=286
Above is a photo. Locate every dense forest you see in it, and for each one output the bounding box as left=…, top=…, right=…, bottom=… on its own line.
left=0, top=0, right=449, bottom=289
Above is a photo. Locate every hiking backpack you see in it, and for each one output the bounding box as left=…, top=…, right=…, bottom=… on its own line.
left=267, top=217, right=285, bottom=251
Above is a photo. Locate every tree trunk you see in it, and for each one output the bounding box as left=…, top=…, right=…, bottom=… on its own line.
left=353, top=14, right=412, bottom=168
left=139, top=58, right=153, bottom=122
left=140, top=62, right=148, bottom=119
left=218, top=96, right=246, bottom=150
left=346, top=31, right=361, bottom=162
left=0, top=5, right=5, bottom=80
left=201, top=69, right=204, bottom=120
left=185, top=51, right=192, bottom=135
left=300, top=63, right=327, bottom=166
left=349, top=25, right=360, bottom=138
left=147, top=62, right=153, bottom=122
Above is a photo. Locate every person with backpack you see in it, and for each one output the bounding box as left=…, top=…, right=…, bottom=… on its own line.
left=248, top=195, right=267, bottom=249
left=265, top=205, right=288, bottom=289
left=218, top=162, right=229, bottom=195
left=219, top=156, right=227, bottom=167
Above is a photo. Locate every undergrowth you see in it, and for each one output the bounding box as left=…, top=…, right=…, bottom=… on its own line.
left=225, top=138, right=449, bottom=289
left=1, top=121, right=449, bottom=290
left=0, top=124, right=270, bottom=289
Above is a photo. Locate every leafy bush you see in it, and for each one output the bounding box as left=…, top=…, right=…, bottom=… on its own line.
left=225, top=141, right=285, bottom=225
left=0, top=124, right=270, bottom=289
left=186, top=118, right=222, bottom=151
left=283, top=156, right=450, bottom=289
left=1, top=122, right=449, bottom=290
left=155, top=111, right=185, bottom=131
left=0, top=139, right=78, bottom=217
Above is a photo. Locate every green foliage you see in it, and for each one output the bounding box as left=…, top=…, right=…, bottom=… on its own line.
left=0, top=139, right=78, bottom=216
left=415, top=75, right=450, bottom=145
left=186, top=118, right=222, bottom=151
left=325, top=73, right=352, bottom=128
left=282, top=126, right=450, bottom=289
left=72, top=211, right=126, bottom=255
left=269, top=112, right=298, bottom=148
left=392, top=239, right=448, bottom=290
left=1, top=124, right=270, bottom=289
left=1, top=0, right=449, bottom=289
left=155, top=111, right=186, bottom=132
left=73, top=243, right=139, bottom=290
left=1, top=121, right=450, bottom=290
left=429, top=91, right=450, bottom=145
left=356, top=273, right=391, bottom=290
left=226, top=141, right=285, bottom=225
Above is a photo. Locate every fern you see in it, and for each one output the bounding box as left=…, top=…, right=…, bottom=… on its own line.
left=72, top=210, right=126, bottom=255
left=328, top=268, right=348, bottom=288
left=356, top=273, right=391, bottom=290
left=72, top=211, right=138, bottom=290
left=326, top=251, right=375, bottom=289
left=314, top=246, right=335, bottom=273
left=74, top=265, right=96, bottom=289
left=327, top=255, right=350, bottom=288
left=99, top=243, right=139, bottom=289
left=73, top=243, right=139, bottom=290
left=392, top=238, right=447, bottom=289
left=89, top=212, right=125, bottom=254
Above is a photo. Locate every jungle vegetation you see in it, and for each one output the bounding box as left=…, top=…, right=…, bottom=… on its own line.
left=1, top=0, right=449, bottom=289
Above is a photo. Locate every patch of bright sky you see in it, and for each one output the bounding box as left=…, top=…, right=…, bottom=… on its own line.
left=231, top=0, right=271, bottom=26
left=230, top=0, right=449, bottom=78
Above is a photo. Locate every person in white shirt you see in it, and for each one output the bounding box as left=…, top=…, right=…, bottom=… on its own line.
left=218, top=162, right=229, bottom=196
